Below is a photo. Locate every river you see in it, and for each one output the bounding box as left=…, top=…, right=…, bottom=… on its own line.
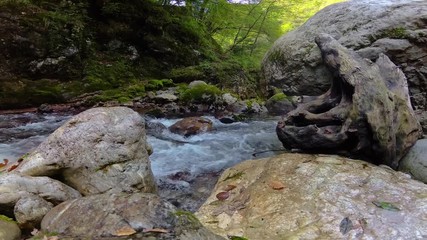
left=0, top=112, right=284, bottom=211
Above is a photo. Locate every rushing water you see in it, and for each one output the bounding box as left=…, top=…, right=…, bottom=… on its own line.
left=0, top=112, right=284, bottom=210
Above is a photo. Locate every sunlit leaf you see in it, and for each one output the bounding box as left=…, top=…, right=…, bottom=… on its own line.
left=372, top=201, right=400, bottom=211
left=269, top=180, right=285, bottom=190
left=228, top=235, right=248, bottom=240
left=114, top=226, right=137, bottom=236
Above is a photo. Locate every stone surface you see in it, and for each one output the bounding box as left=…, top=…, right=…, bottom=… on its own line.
left=196, top=153, right=427, bottom=239
left=169, top=117, right=213, bottom=137
left=265, top=94, right=296, bottom=116
left=0, top=173, right=80, bottom=217
left=14, top=194, right=53, bottom=230
left=42, top=192, right=225, bottom=240
left=262, top=0, right=427, bottom=113
left=0, top=217, right=21, bottom=240
left=276, top=33, right=421, bottom=169
left=15, top=107, right=157, bottom=196
left=399, top=139, right=427, bottom=184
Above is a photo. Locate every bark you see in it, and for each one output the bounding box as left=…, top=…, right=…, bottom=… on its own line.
left=276, top=33, right=422, bottom=169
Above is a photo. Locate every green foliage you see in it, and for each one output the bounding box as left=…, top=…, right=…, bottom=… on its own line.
left=146, top=79, right=174, bottom=91
left=83, top=58, right=138, bottom=92
left=179, top=83, right=222, bottom=104
left=89, top=84, right=146, bottom=104
left=270, top=92, right=288, bottom=102
left=0, top=215, right=15, bottom=223
left=379, top=27, right=408, bottom=39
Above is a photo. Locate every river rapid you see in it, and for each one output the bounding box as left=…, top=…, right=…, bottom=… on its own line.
left=0, top=112, right=284, bottom=211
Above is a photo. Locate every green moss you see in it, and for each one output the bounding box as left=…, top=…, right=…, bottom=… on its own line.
left=173, top=210, right=201, bottom=230
left=146, top=79, right=174, bottom=91
left=377, top=27, right=408, bottom=39
left=0, top=215, right=15, bottom=223
left=88, top=83, right=145, bottom=104
left=179, top=83, right=222, bottom=104
left=270, top=93, right=288, bottom=102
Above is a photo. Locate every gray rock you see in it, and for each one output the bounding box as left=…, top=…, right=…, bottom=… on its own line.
left=0, top=173, right=80, bottom=217
left=265, top=94, right=296, bottom=116
left=399, top=139, right=427, bottom=183
left=155, top=93, right=178, bottom=102
left=15, top=107, right=157, bottom=196
left=14, top=195, right=53, bottom=230
left=0, top=217, right=21, bottom=240
left=262, top=0, right=427, bottom=112
left=221, top=93, right=238, bottom=105
left=41, top=192, right=225, bottom=240
left=196, top=153, right=427, bottom=239
left=188, top=80, right=208, bottom=89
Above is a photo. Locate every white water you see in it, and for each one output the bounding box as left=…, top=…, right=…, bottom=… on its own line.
left=0, top=113, right=284, bottom=178
left=147, top=116, right=284, bottom=178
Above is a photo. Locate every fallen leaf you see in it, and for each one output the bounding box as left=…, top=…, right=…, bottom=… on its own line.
left=0, top=159, right=9, bottom=168
left=224, top=184, right=237, bottom=192
left=143, top=228, right=169, bottom=233
left=216, top=191, right=230, bottom=201
left=228, top=236, right=248, bottom=240
left=114, top=226, right=137, bottom=236
left=7, top=164, right=19, bottom=172
left=47, top=236, right=59, bottom=240
left=339, top=217, right=353, bottom=235
left=269, top=180, right=285, bottom=190
left=372, top=201, right=400, bottom=211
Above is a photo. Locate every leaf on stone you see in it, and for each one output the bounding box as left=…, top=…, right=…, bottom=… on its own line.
left=143, top=228, right=168, bottom=233
left=224, top=184, right=237, bottom=192
left=216, top=191, right=230, bottom=201
left=269, top=180, right=285, bottom=190
left=372, top=201, right=400, bottom=211
left=7, top=163, right=19, bottom=172
left=114, top=226, right=137, bottom=236
left=0, top=159, right=8, bottom=168
left=339, top=217, right=353, bottom=235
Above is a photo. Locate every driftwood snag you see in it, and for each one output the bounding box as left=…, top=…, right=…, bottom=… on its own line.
left=276, top=33, right=422, bottom=169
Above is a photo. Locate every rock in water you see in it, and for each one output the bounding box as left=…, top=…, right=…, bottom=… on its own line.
left=169, top=117, right=213, bottom=137
left=262, top=0, right=427, bottom=114
left=41, top=192, right=225, bottom=240
left=275, top=33, right=421, bottom=169
left=196, top=153, right=427, bottom=239
left=15, top=107, right=157, bottom=195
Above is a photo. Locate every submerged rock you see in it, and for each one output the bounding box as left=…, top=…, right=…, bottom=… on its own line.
left=169, top=117, right=213, bottom=137
left=41, top=192, right=225, bottom=240
left=196, top=153, right=427, bottom=239
left=14, top=107, right=157, bottom=195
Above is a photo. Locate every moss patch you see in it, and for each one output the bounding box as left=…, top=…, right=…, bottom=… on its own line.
left=270, top=93, right=288, bottom=102
left=179, top=83, right=222, bottom=104
left=0, top=214, right=15, bottom=223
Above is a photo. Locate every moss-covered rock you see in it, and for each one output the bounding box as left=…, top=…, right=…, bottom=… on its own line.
left=179, top=83, right=222, bottom=104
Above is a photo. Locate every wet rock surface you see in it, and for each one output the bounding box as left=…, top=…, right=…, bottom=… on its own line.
left=14, top=107, right=157, bottom=195
left=41, top=192, right=225, bottom=240
left=196, top=153, right=427, bottom=239
left=399, top=139, right=427, bottom=184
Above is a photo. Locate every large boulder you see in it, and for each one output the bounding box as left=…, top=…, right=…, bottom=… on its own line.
left=196, top=153, right=427, bottom=239
left=262, top=0, right=427, bottom=113
left=41, top=192, right=225, bottom=240
left=275, top=33, right=422, bottom=169
left=0, top=216, right=21, bottom=240
left=15, top=107, right=157, bottom=195
left=399, top=139, right=427, bottom=183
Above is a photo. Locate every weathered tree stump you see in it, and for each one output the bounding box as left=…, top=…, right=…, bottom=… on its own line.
left=276, top=33, right=422, bottom=169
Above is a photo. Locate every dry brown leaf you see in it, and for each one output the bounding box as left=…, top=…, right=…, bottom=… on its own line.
left=0, top=159, right=9, bottom=168
left=224, top=184, right=237, bottom=192
left=114, top=226, right=137, bottom=236
left=7, top=163, right=19, bottom=172
left=269, top=180, right=285, bottom=190
left=30, top=228, right=39, bottom=236
left=143, top=228, right=169, bottom=233
left=216, top=191, right=230, bottom=201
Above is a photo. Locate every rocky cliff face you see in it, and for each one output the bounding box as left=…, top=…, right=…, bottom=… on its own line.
left=262, top=0, right=427, bottom=114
